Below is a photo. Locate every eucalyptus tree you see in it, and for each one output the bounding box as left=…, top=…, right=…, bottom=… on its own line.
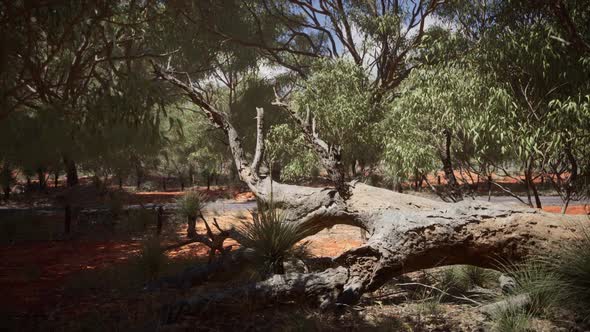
left=0, top=1, right=172, bottom=187
left=470, top=0, right=590, bottom=208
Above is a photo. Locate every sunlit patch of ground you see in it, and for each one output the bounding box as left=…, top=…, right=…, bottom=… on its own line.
left=542, top=205, right=589, bottom=215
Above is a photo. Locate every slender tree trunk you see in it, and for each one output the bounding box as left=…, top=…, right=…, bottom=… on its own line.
left=524, top=166, right=542, bottom=208
left=189, top=166, right=194, bottom=187
left=63, top=157, right=79, bottom=187
left=441, top=129, right=462, bottom=201
left=207, top=175, right=211, bottom=191
left=37, top=168, right=46, bottom=190
left=118, top=176, right=123, bottom=189
left=181, top=179, right=185, bottom=191
left=487, top=175, right=493, bottom=202
left=136, top=165, right=142, bottom=190
left=54, top=172, right=59, bottom=188
left=561, top=198, right=571, bottom=214
left=531, top=181, right=542, bottom=209
left=26, top=176, right=31, bottom=189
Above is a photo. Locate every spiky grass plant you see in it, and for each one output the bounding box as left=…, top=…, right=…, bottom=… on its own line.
left=547, top=227, right=590, bottom=322
left=491, top=304, right=534, bottom=332
left=175, top=191, right=206, bottom=237
left=238, top=200, right=309, bottom=276
left=491, top=227, right=590, bottom=328
left=440, top=265, right=497, bottom=295
left=136, top=236, right=167, bottom=281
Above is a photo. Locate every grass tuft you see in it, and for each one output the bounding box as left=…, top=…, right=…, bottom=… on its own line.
left=238, top=200, right=310, bottom=276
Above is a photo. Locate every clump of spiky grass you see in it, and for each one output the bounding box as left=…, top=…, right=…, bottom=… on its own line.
left=546, top=227, right=590, bottom=322
left=440, top=265, right=497, bottom=295
left=238, top=200, right=310, bottom=276
left=175, top=191, right=206, bottom=237
left=491, top=225, right=590, bottom=328
left=491, top=304, right=534, bottom=332
left=175, top=191, right=206, bottom=219
left=415, top=287, right=444, bottom=317
left=135, top=236, right=167, bottom=281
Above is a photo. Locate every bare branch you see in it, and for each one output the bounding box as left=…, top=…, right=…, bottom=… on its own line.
left=252, top=107, right=266, bottom=175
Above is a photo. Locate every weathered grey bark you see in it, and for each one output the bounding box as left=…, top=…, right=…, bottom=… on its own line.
left=154, top=64, right=589, bottom=316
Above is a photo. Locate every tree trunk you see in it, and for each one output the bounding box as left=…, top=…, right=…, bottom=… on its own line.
left=118, top=176, right=123, bottom=189
left=189, top=166, right=194, bottom=187
left=168, top=179, right=588, bottom=316
left=37, top=168, right=46, bottom=190
left=54, top=172, right=59, bottom=188
left=63, top=157, right=79, bottom=187
left=441, top=128, right=462, bottom=201
left=136, top=165, right=142, bottom=190
left=524, top=168, right=542, bottom=208
left=187, top=216, right=197, bottom=238
left=487, top=175, right=493, bottom=201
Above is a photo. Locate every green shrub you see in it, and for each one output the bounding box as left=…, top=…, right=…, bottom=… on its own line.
left=238, top=200, right=309, bottom=276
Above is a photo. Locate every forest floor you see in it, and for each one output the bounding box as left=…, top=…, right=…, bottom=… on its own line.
left=1, top=180, right=588, bottom=331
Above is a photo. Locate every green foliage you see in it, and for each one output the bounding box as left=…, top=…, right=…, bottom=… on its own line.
left=265, top=123, right=320, bottom=181
left=238, top=200, right=309, bottom=276
left=291, top=59, right=383, bottom=170
left=381, top=63, right=513, bottom=180
left=175, top=191, right=206, bottom=219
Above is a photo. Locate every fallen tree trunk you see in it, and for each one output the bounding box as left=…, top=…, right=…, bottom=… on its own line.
left=167, top=179, right=587, bottom=315
left=153, top=64, right=589, bottom=318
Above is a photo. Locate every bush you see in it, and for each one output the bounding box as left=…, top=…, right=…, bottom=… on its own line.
left=238, top=200, right=309, bottom=276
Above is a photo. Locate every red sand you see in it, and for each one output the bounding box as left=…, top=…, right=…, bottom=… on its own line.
left=542, top=205, right=590, bottom=215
